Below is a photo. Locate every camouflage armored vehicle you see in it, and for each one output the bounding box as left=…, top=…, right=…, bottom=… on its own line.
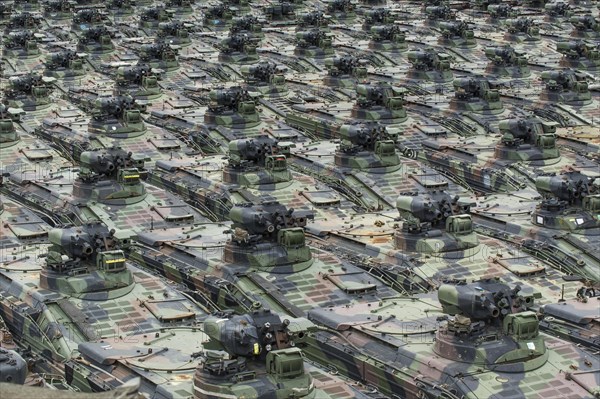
left=1, top=1, right=599, bottom=398
left=144, top=135, right=351, bottom=220
left=2, top=146, right=207, bottom=232
left=129, top=204, right=600, bottom=398
left=0, top=222, right=212, bottom=397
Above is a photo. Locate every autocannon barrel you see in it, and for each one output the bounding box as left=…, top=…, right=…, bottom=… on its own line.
left=229, top=203, right=309, bottom=235
left=438, top=284, right=501, bottom=319
left=535, top=174, right=589, bottom=201
left=48, top=228, right=94, bottom=258
left=338, top=123, right=387, bottom=146
left=228, top=136, right=276, bottom=162
left=396, top=196, right=443, bottom=223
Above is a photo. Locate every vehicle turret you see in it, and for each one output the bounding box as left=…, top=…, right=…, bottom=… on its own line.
left=218, top=33, right=260, bottom=64
left=0, top=104, right=19, bottom=146
left=43, top=0, right=73, bottom=18
left=504, top=17, right=540, bottom=40
left=4, top=12, right=40, bottom=31
left=4, top=74, right=51, bottom=110
left=71, top=8, right=106, bottom=29
left=165, top=0, right=194, bottom=12
left=203, top=3, right=232, bottom=26
left=263, top=2, right=295, bottom=21
left=323, top=55, right=367, bottom=87
left=77, top=26, right=114, bottom=53
left=157, top=21, right=191, bottom=46
left=363, top=8, right=393, bottom=30
left=352, top=82, right=407, bottom=123
left=451, top=76, right=503, bottom=113
left=395, top=191, right=477, bottom=254
left=533, top=172, right=600, bottom=231
left=107, top=0, right=133, bottom=10
left=540, top=69, right=591, bottom=104
left=204, top=86, right=259, bottom=128
left=424, top=4, right=456, bottom=21
left=73, top=147, right=146, bottom=203
left=0, top=349, right=27, bottom=385
left=115, top=64, right=160, bottom=99
left=225, top=202, right=313, bottom=267
left=138, top=41, right=178, bottom=70
left=325, top=0, right=355, bottom=19
left=556, top=40, right=600, bottom=69
left=570, top=15, right=600, bottom=38
left=297, top=10, right=329, bottom=29
left=230, top=15, right=264, bottom=37
left=435, top=279, right=544, bottom=371
left=438, top=20, right=475, bottom=47
left=224, top=136, right=292, bottom=186
left=139, top=6, right=171, bottom=27
left=3, top=30, right=39, bottom=57
left=44, top=49, right=86, bottom=78
left=407, top=48, right=453, bottom=81
left=88, top=95, right=146, bottom=136
left=545, top=1, right=571, bottom=18
left=42, top=223, right=133, bottom=294
left=369, top=25, right=406, bottom=51
left=495, top=117, right=559, bottom=162
left=487, top=3, right=516, bottom=19
left=334, top=122, right=400, bottom=171
left=294, top=29, right=334, bottom=57
left=240, top=61, right=287, bottom=96
left=195, top=311, right=315, bottom=399
left=325, top=55, right=367, bottom=78
left=485, top=45, right=528, bottom=66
